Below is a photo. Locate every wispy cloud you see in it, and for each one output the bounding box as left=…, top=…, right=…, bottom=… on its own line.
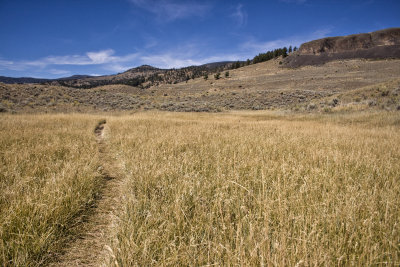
left=0, top=28, right=334, bottom=77
left=0, top=50, right=139, bottom=72
left=241, top=28, right=333, bottom=54
left=0, top=59, right=20, bottom=71
left=231, top=4, right=247, bottom=27
left=140, top=54, right=201, bottom=69
left=48, top=69, right=72, bottom=76
left=137, top=41, right=244, bottom=69
left=139, top=28, right=334, bottom=69
left=139, top=53, right=241, bottom=69
left=43, top=49, right=137, bottom=66
left=0, top=47, right=241, bottom=76
left=105, top=64, right=136, bottom=73
left=129, top=0, right=211, bottom=21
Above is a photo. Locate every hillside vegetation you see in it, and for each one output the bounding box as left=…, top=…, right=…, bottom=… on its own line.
left=1, top=58, right=400, bottom=113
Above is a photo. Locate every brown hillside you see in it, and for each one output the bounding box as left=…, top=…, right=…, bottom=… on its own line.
left=1, top=58, right=400, bottom=113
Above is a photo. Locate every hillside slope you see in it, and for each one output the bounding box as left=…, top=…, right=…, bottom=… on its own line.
left=1, top=58, right=399, bottom=113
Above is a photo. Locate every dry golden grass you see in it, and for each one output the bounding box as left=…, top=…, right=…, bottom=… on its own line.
left=0, top=114, right=102, bottom=266
left=107, top=111, right=400, bottom=266
left=1, top=111, right=399, bottom=266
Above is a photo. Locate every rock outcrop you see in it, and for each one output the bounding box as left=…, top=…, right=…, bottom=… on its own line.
left=284, top=28, right=400, bottom=67
left=298, top=28, right=400, bottom=55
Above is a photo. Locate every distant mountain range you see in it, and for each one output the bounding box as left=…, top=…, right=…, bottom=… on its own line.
left=0, top=75, right=96, bottom=84
left=0, top=76, right=51, bottom=84
left=0, top=62, right=236, bottom=88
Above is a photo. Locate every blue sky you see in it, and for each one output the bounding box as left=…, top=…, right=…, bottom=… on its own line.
left=0, top=0, right=399, bottom=78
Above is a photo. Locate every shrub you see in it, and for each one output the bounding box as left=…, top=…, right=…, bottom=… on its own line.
left=331, top=98, right=339, bottom=107
left=0, top=104, right=6, bottom=113
left=307, top=103, right=317, bottom=110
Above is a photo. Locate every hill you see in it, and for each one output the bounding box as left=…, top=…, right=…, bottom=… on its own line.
left=53, top=62, right=236, bottom=89
left=0, top=62, right=235, bottom=89
left=1, top=58, right=399, bottom=113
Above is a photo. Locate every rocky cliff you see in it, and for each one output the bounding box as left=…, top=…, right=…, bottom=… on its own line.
left=299, top=28, right=400, bottom=55
left=284, top=28, right=400, bottom=67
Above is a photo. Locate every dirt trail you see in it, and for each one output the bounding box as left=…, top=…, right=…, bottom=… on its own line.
left=50, top=120, right=122, bottom=266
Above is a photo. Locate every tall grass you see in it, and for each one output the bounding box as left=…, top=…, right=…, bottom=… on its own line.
left=0, top=114, right=101, bottom=266
left=108, top=111, right=400, bottom=266
left=1, top=111, right=399, bottom=266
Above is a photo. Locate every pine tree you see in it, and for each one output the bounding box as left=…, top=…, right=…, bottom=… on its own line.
left=289, top=45, right=292, bottom=53
left=282, top=47, right=288, bottom=58
left=225, top=71, right=229, bottom=78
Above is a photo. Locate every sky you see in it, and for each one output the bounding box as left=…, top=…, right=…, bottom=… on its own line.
left=0, top=0, right=399, bottom=78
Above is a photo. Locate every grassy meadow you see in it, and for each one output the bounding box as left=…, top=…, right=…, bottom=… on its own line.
left=107, top=111, right=400, bottom=266
left=1, top=111, right=399, bottom=266
left=0, top=114, right=103, bottom=266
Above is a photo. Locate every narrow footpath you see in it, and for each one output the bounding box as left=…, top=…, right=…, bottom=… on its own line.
left=50, top=120, right=123, bottom=266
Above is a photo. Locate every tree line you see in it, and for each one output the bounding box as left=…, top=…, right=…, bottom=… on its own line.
left=252, top=46, right=297, bottom=64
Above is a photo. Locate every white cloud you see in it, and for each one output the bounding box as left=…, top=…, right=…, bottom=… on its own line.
left=43, top=49, right=138, bottom=66
left=33, top=55, right=89, bottom=66
left=0, top=59, right=19, bottom=71
left=0, top=50, right=139, bottom=71
left=231, top=4, right=247, bottom=27
left=129, top=0, right=211, bottom=21
left=86, top=49, right=116, bottom=64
